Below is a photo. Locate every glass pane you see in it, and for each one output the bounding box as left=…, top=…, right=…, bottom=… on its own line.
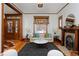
left=7, top=20, right=13, bottom=33
left=35, top=24, right=46, bottom=33
left=15, top=20, right=18, bottom=33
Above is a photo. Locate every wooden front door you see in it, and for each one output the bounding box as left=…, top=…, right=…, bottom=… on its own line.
left=5, top=16, right=20, bottom=41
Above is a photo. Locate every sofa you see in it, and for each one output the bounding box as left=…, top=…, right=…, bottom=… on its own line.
left=30, top=33, right=53, bottom=42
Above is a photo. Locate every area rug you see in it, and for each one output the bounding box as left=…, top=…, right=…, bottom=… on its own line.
left=18, top=43, right=60, bottom=56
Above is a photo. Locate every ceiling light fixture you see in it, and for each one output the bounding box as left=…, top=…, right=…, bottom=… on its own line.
left=37, top=0, right=43, bottom=8
left=38, top=3, right=43, bottom=8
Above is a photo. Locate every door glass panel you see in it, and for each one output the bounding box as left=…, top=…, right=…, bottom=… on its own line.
left=7, top=20, right=13, bottom=33
left=15, top=20, right=18, bottom=33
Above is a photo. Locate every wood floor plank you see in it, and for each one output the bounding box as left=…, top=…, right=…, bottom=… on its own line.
left=14, top=40, right=26, bottom=52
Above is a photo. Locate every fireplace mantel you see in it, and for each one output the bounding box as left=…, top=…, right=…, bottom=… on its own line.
left=62, top=26, right=79, bottom=30
left=61, top=27, right=79, bottom=51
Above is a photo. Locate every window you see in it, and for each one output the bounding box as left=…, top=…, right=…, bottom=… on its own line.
left=34, top=16, right=49, bottom=33
left=35, top=24, right=47, bottom=33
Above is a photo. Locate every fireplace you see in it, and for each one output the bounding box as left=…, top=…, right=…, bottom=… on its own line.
left=65, top=33, right=75, bottom=50
left=61, top=27, right=79, bottom=51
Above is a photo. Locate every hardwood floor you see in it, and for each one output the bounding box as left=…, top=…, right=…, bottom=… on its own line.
left=14, top=39, right=27, bottom=52
left=53, top=40, right=78, bottom=56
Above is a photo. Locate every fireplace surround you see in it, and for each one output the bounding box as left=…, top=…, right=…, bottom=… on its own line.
left=61, top=27, right=79, bottom=51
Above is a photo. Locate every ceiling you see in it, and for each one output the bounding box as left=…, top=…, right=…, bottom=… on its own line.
left=14, top=3, right=67, bottom=14
left=4, top=4, right=17, bottom=14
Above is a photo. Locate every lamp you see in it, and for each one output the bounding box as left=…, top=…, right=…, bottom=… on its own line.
left=26, top=28, right=31, bottom=38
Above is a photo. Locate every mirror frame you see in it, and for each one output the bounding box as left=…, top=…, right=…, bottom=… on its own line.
left=58, top=15, right=63, bottom=29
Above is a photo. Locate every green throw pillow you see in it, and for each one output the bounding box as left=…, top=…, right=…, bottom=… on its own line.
left=45, top=33, right=51, bottom=38
left=34, top=33, right=39, bottom=38
left=45, top=33, right=49, bottom=38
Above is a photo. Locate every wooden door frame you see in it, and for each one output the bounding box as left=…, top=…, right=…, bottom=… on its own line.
left=1, top=3, right=22, bottom=52
left=2, top=3, right=4, bottom=52
left=5, top=14, right=23, bottom=40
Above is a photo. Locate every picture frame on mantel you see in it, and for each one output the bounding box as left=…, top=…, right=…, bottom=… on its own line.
left=58, top=15, right=63, bottom=29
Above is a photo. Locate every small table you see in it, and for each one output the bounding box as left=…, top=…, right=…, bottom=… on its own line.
left=54, top=35, right=59, bottom=41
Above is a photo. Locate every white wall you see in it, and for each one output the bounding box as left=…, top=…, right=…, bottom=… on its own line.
left=57, top=3, right=79, bottom=40
left=0, top=3, right=2, bottom=52
left=23, top=3, right=79, bottom=39
left=58, top=3, right=79, bottom=27
left=23, top=14, right=58, bottom=38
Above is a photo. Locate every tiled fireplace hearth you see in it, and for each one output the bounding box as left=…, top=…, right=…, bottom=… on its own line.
left=65, top=33, right=75, bottom=50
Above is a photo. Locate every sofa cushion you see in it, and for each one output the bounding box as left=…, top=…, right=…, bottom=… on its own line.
left=33, top=33, right=39, bottom=38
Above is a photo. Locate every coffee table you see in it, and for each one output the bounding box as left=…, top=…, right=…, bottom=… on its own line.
left=33, top=39, right=48, bottom=48
left=33, top=39, right=48, bottom=44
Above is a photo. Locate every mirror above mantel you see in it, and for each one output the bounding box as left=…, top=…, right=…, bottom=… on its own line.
left=65, top=14, right=76, bottom=28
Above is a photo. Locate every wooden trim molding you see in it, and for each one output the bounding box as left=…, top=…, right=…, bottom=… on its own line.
left=19, top=14, right=23, bottom=40
left=2, top=3, right=5, bottom=52
left=5, top=3, right=22, bottom=14
left=5, top=14, right=22, bottom=16
left=57, top=3, right=69, bottom=14
left=34, top=16, right=49, bottom=24
left=34, top=16, right=49, bottom=19
left=12, top=3, right=23, bottom=14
